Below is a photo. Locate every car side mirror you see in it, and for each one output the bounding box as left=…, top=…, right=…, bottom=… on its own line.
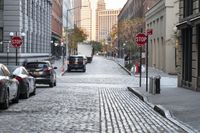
left=53, top=67, right=57, bottom=69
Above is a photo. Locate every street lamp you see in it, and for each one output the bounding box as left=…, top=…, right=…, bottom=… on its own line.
left=65, top=5, right=88, bottom=59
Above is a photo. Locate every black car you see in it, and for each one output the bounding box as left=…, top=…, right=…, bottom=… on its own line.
left=0, top=64, right=19, bottom=109
left=25, top=61, right=57, bottom=87
left=7, top=66, right=36, bottom=99
left=67, top=55, right=86, bottom=72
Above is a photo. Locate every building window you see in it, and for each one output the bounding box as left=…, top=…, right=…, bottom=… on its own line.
left=0, top=0, right=3, bottom=10
left=183, top=0, right=193, bottom=17
left=182, top=27, right=192, bottom=83
left=0, top=28, right=3, bottom=52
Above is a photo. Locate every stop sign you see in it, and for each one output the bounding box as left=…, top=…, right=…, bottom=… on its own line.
left=135, top=33, right=147, bottom=46
left=11, top=36, right=23, bottom=48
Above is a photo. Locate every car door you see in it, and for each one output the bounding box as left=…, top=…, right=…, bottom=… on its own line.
left=2, top=65, right=18, bottom=100
left=22, top=68, right=34, bottom=92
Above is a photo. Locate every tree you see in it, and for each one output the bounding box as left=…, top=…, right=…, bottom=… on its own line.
left=118, top=18, right=144, bottom=57
left=90, top=41, right=102, bottom=53
left=68, top=25, right=88, bottom=54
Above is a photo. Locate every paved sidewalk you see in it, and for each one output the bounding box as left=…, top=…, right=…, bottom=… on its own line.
left=113, top=57, right=200, bottom=132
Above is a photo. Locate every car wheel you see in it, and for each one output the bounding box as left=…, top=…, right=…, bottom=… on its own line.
left=22, top=84, right=29, bottom=99
left=54, top=81, right=56, bottom=86
left=0, top=89, right=9, bottom=109
left=12, top=87, right=19, bottom=103
left=32, top=84, right=36, bottom=95
left=49, top=82, right=54, bottom=87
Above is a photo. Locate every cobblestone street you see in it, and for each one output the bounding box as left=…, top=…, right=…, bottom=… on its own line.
left=0, top=56, right=188, bottom=132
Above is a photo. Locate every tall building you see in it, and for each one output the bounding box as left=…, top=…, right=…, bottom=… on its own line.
left=73, top=0, right=92, bottom=41
left=96, top=0, right=120, bottom=42
left=0, top=0, right=52, bottom=65
left=51, top=0, right=63, bottom=57
left=177, top=0, right=200, bottom=91
left=63, top=0, right=73, bottom=28
left=62, top=0, right=73, bottom=58
left=97, top=9, right=120, bottom=42
left=80, top=0, right=92, bottom=41
left=73, top=0, right=82, bottom=27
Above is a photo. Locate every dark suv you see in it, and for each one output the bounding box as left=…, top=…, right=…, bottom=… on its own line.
left=67, top=55, right=86, bottom=72
left=25, top=61, right=57, bottom=87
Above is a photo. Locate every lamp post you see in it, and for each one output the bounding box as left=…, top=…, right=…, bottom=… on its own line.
left=66, top=5, right=88, bottom=58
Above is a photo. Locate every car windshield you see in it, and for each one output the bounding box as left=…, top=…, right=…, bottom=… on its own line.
left=26, top=62, right=49, bottom=69
left=7, top=66, right=19, bottom=74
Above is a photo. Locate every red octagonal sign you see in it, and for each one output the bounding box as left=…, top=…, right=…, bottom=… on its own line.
left=135, top=33, right=147, bottom=47
left=11, top=36, right=23, bottom=48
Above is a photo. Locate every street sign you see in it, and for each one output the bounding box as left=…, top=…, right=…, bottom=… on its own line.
left=135, top=33, right=147, bottom=46
left=147, top=29, right=153, bottom=35
left=11, top=36, right=23, bottom=48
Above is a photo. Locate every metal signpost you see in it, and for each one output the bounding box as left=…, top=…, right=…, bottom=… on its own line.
left=146, top=29, right=153, bottom=92
left=135, top=33, right=147, bottom=87
left=11, top=36, right=23, bottom=65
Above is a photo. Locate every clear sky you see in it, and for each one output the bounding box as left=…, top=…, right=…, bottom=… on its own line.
left=105, top=0, right=127, bottom=9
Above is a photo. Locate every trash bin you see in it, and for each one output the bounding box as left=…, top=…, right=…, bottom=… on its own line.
left=155, top=75, right=161, bottom=94
left=149, top=75, right=161, bottom=94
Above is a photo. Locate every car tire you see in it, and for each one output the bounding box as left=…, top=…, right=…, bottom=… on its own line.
left=49, top=82, right=54, bottom=87
left=22, top=84, right=29, bottom=99
left=12, top=87, right=19, bottom=103
left=0, top=89, right=9, bottom=109
left=32, top=84, right=36, bottom=95
left=54, top=81, right=56, bottom=86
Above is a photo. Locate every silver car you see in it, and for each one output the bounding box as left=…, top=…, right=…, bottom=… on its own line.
left=0, top=64, right=19, bottom=109
left=8, top=66, right=36, bottom=99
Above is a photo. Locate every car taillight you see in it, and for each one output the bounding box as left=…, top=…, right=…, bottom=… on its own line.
left=15, top=76, right=23, bottom=82
left=78, top=61, right=83, bottom=64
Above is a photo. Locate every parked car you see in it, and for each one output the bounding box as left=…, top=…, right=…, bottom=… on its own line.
left=7, top=66, right=36, bottom=99
left=25, top=61, right=57, bottom=87
left=67, top=55, right=86, bottom=72
left=0, top=64, right=19, bottom=109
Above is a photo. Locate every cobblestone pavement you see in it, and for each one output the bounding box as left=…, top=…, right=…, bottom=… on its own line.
left=99, top=88, right=186, bottom=133
left=0, top=56, right=187, bottom=132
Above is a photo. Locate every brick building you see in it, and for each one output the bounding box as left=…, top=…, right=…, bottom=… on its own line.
left=51, top=0, right=63, bottom=57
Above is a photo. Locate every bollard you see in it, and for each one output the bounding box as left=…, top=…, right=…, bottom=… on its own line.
left=155, top=75, right=161, bottom=94
left=149, top=77, right=153, bottom=94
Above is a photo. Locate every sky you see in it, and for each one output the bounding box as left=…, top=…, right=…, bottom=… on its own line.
left=91, top=0, right=127, bottom=9
left=105, top=0, right=127, bottom=9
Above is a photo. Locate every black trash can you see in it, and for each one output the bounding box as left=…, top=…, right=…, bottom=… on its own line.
left=155, top=75, right=161, bottom=94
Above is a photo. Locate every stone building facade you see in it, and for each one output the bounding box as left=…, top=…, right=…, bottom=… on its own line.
left=177, top=0, right=200, bottom=91
left=0, top=0, right=52, bottom=65
left=145, top=0, right=179, bottom=74
left=97, top=9, right=120, bottom=42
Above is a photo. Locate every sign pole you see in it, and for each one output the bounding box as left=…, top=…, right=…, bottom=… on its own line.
left=139, top=46, right=142, bottom=87
left=16, top=48, right=18, bottom=65
left=146, top=35, right=149, bottom=92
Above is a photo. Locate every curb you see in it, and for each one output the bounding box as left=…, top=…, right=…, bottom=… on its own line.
left=111, top=59, right=132, bottom=75
left=127, top=87, right=198, bottom=133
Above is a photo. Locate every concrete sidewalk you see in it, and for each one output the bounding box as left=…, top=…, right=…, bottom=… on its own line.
left=113, top=57, right=200, bottom=132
